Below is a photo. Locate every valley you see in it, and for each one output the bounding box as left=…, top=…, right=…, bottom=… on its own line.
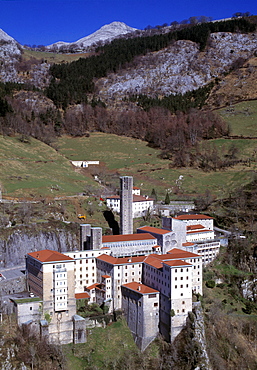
left=1, top=16, right=257, bottom=370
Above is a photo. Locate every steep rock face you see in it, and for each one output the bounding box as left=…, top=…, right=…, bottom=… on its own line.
left=0, top=224, right=79, bottom=267
left=0, top=29, right=22, bottom=83
left=192, top=302, right=212, bottom=370
left=96, top=32, right=257, bottom=104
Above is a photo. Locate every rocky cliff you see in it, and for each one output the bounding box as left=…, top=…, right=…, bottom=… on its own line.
left=0, top=223, right=79, bottom=267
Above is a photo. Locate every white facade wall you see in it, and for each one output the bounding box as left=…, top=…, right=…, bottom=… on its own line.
left=196, top=241, right=220, bottom=266
left=106, top=197, right=154, bottom=218
left=143, top=261, right=192, bottom=342
left=96, top=259, right=143, bottom=310
left=181, top=218, right=213, bottom=230
left=179, top=256, right=202, bottom=295
left=102, top=238, right=157, bottom=257
left=71, top=161, right=99, bottom=168
left=186, top=230, right=214, bottom=242
left=65, top=249, right=110, bottom=293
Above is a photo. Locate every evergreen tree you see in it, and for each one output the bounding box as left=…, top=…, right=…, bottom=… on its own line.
left=151, top=188, right=157, bottom=202
left=165, top=192, right=170, bottom=205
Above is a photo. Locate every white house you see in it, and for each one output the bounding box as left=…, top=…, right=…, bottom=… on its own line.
left=106, top=194, right=154, bottom=218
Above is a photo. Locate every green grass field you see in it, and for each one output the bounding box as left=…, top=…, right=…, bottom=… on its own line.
left=64, top=318, right=140, bottom=369
left=23, top=49, right=92, bottom=64
left=217, top=100, right=257, bottom=137
left=0, top=135, right=97, bottom=198
left=2, top=100, right=257, bottom=200
left=57, top=132, right=257, bottom=200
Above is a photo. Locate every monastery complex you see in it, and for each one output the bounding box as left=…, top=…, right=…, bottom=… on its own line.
left=17, top=177, right=221, bottom=350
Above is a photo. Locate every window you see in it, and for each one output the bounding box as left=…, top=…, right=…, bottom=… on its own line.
left=30, top=307, right=32, bottom=311
left=180, top=285, right=183, bottom=288
left=175, top=277, right=177, bottom=281
left=182, top=301, right=185, bottom=304
left=148, top=294, right=157, bottom=298
left=175, top=285, right=177, bottom=289
left=180, top=277, right=183, bottom=280
left=154, top=302, right=158, bottom=307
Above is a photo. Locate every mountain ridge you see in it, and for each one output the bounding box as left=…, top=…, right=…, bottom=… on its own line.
left=46, top=21, right=138, bottom=50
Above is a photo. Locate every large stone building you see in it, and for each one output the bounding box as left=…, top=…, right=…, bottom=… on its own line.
left=137, top=225, right=177, bottom=254
left=22, top=212, right=216, bottom=349
left=122, top=282, right=160, bottom=351
left=162, top=214, right=220, bottom=266
left=26, top=250, right=86, bottom=345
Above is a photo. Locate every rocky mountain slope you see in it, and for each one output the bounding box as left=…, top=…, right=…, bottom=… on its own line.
left=0, top=21, right=257, bottom=109
left=96, top=32, right=257, bottom=106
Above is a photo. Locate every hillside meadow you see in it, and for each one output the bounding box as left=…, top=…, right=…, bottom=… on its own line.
left=1, top=99, right=257, bottom=200
left=0, top=135, right=96, bottom=198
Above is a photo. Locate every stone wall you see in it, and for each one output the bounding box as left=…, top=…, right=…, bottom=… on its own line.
left=0, top=275, right=26, bottom=296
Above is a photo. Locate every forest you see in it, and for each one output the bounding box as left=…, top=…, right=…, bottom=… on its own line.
left=46, top=18, right=256, bottom=108
left=0, top=17, right=255, bottom=170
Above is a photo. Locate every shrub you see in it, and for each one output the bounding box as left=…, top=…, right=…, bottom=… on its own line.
left=206, top=280, right=216, bottom=289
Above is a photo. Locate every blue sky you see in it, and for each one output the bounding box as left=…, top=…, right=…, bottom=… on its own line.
left=1, top=0, right=257, bottom=46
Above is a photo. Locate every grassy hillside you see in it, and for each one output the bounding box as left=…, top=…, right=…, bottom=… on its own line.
left=0, top=135, right=97, bottom=198
left=217, top=100, right=257, bottom=136
left=1, top=99, right=257, bottom=200
left=57, top=132, right=257, bottom=200
left=22, top=48, right=92, bottom=64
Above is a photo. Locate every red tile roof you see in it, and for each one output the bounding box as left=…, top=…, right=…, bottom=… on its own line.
left=102, top=233, right=156, bottom=243
left=187, top=229, right=211, bottom=234
left=187, top=224, right=205, bottom=231
left=75, top=292, right=90, bottom=299
left=122, top=282, right=159, bottom=294
left=167, top=248, right=201, bottom=259
left=144, top=254, right=192, bottom=269
left=97, top=254, right=146, bottom=265
left=102, top=275, right=111, bottom=279
left=133, top=195, right=154, bottom=202
left=138, top=226, right=171, bottom=235
left=175, top=214, right=213, bottom=220
left=164, top=260, right=192, bottom=267
left=86, top=283, right=103, bottom=291
left=28, top=249, right=74, bottom=263
left=182, top=242, right=196, bottom=246
left=144, top=255, right=164, bottom=269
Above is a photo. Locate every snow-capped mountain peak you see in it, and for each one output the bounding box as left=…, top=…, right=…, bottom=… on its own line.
left=0, top=28, right=17, bottom=43
left=47, top=21, right=138, bottom=50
